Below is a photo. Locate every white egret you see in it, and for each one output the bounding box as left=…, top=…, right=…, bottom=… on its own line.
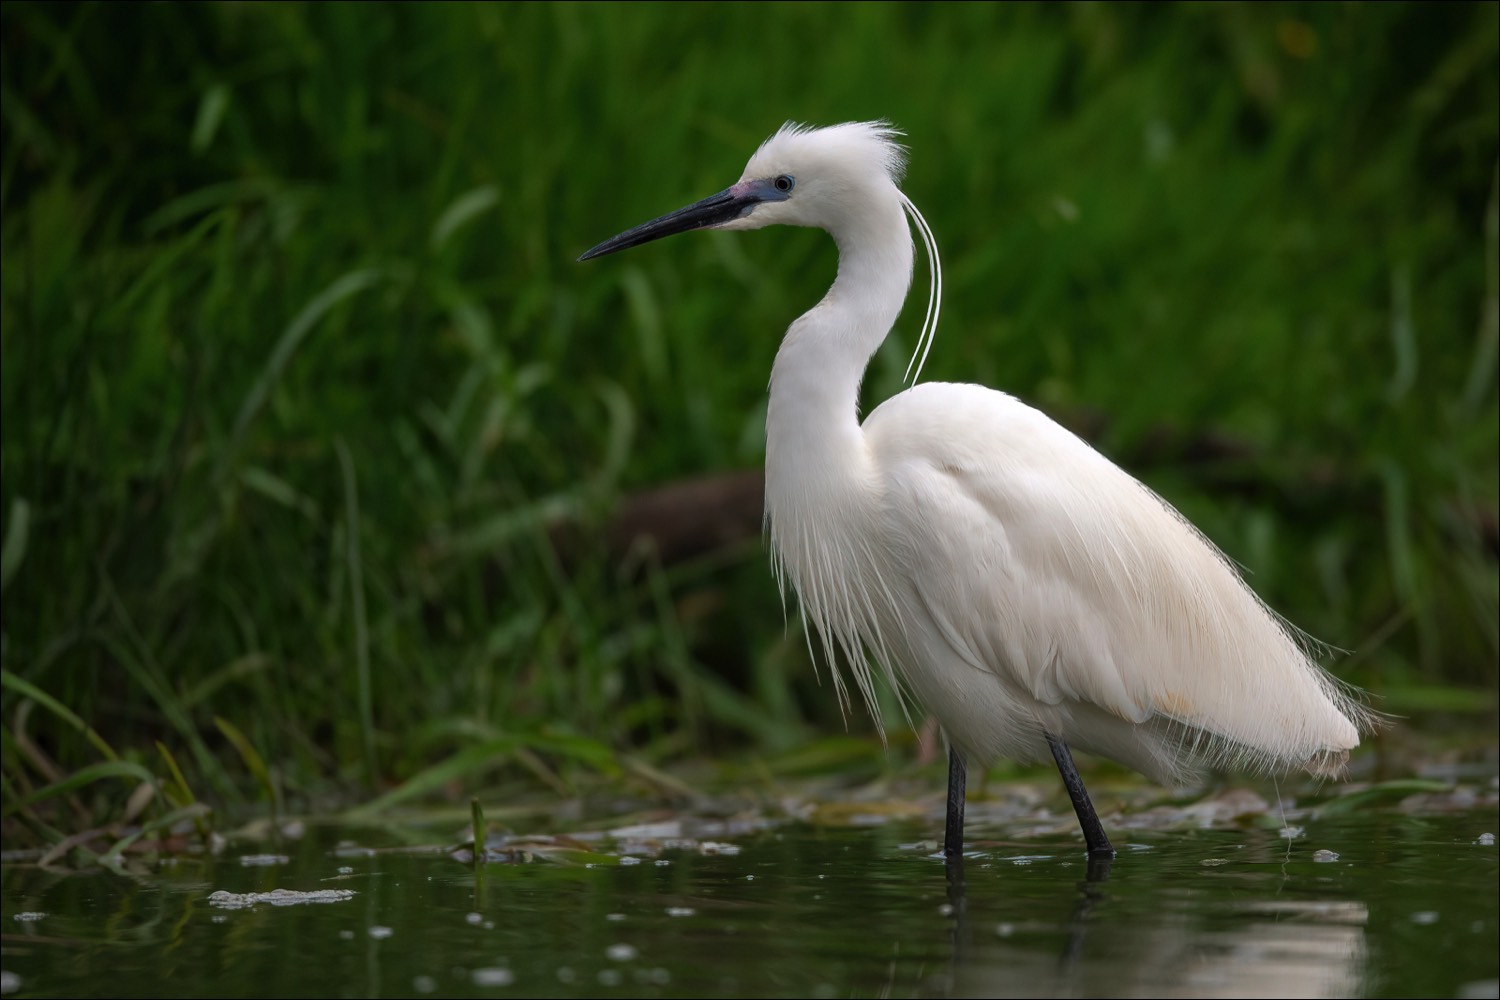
left=580, top=121, right=1372, bottom=858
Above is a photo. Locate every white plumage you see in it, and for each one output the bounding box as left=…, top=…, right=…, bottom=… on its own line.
left=583, top=120, right=1372, bottom=856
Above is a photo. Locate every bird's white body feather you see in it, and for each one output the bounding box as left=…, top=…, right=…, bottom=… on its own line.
left=582, top=119, right=1371, bottom=797
left=751, top=121, right=1368, bottom=784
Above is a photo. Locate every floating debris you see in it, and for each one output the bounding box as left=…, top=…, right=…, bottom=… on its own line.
left=238, top=854, right=291, bottom=867
left=1114, top=787, right=1272, bottom=832
left=610, top=821, right=683, bottom=840
left=698, top=841, right=741, bottom=856
left=1312, top=849, right=1340, bottom=862
left=454, top=833, right=612, bottom=866
left=207, top=888, right=356, bottom=909
left=471, top=967, right=514, bottom=986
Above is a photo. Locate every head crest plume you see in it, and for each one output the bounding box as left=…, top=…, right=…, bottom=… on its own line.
left=751, top=121, right=940, bottom=383
left=755, top=120, right=910, bottom=185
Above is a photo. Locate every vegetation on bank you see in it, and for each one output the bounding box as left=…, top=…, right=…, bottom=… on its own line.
left=2, top=2, right=1495, bottom=851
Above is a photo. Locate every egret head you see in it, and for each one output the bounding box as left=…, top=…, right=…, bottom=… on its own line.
left=578, top=120, right=908, bottom=260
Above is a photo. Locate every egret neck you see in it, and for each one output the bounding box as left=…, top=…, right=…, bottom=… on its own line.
left=763, top=182, right=915, bottom=715
left=766, top=184, right=914, bottom=505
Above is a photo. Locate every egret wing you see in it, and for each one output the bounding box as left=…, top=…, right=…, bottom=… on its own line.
left=865, top=384, right=1364, bottom=778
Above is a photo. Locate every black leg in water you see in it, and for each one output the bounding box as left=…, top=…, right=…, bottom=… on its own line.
left=944, top=745, right=967, bottom=859
left=943, top=825, right=969, bottom=987
left=1045, top=732, right=1115, bottom=858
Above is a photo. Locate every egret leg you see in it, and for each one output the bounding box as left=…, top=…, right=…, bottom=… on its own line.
left=943, top=831, right=969, bottom=983
left=1045, top=732, right=1115, bottom=858
left=944, top=745, right=967, bottom=859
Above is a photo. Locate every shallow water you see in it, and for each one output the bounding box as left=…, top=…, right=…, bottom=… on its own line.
left=3, top=809, right=1496, bottom=998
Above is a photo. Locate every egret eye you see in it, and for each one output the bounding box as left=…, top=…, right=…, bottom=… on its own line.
left=774, top=174, right=795, bottom=193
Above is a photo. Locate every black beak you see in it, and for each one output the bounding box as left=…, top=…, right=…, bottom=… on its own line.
left=578, top=184, right=762, bottom=261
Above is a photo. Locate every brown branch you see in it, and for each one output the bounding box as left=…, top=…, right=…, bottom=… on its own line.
left=571, top=416, right=1497, bottom=568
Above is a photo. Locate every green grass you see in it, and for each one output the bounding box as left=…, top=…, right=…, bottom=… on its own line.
left=2, top=2, right=1496, bottom=845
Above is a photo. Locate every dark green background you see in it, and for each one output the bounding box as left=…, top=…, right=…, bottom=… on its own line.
left=2, top=2, right=1495, bottom=822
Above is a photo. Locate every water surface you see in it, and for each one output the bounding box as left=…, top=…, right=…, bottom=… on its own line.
left=3, top=809, right=1496, bottom=998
